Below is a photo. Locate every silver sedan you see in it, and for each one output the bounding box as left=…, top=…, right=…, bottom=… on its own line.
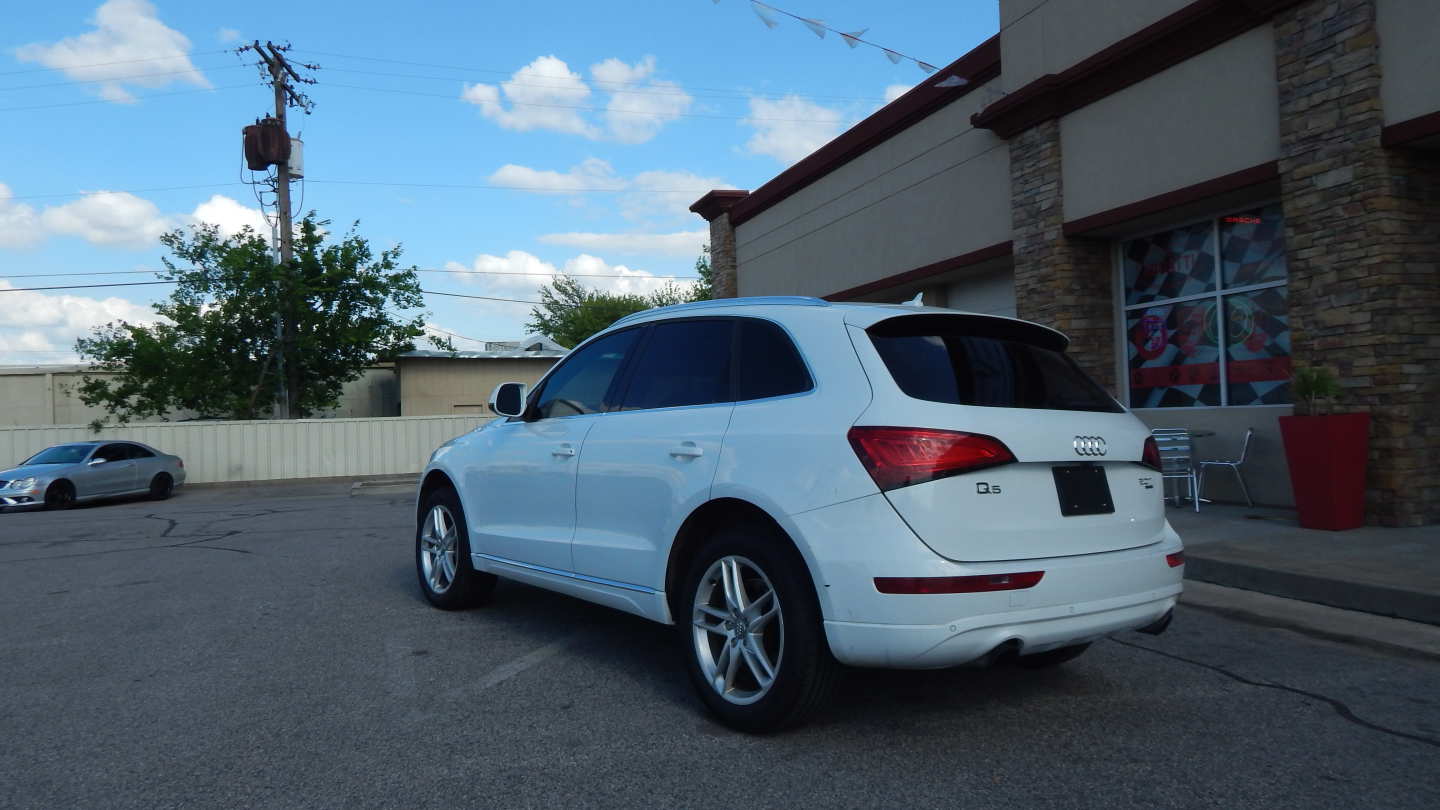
left=0, top=441, right=187, bottom=510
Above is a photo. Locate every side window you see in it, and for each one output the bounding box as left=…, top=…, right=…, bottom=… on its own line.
left=94, top=444, right=129, bottom=462
left=621, top=319, right=735, bottom=411
left=127, top=445, right=155, bottom=459
left=736, top=318, right=812, bottom=401
left=532, top=328, right=640, bottom=419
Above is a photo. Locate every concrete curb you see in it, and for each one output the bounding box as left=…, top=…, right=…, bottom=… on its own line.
left=1184, top=553, right=1440, bottom=626
left=1179, top=581, right=1440, bottom=662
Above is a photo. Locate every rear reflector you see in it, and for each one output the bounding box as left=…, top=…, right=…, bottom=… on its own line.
left=874, top=571, right=1044, bottom=594
left=848, top=426, right=1016, bottom=492
left=1166, top=551, right=1185, bottom=568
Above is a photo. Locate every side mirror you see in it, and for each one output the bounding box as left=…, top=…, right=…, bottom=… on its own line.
left=489, top=382, right=528, bottom=418
left=88, top=458, right=107, bottom=466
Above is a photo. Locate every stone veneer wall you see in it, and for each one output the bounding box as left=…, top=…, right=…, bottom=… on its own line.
left=1009, top=118, right=1117, bottom=393
left=707, top=212, right=738, bottom=299
left=1275, top=0, right=1440, bottom=526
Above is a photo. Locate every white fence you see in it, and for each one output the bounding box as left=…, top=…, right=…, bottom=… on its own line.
left=0, top=415, right=492, bottom=485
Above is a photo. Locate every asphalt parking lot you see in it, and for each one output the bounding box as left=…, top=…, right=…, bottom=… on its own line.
left=2, top=481, right=1438, bottom=808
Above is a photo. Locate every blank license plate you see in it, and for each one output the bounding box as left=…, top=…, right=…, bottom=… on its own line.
left=1052, top=465, right=1115, bottom=517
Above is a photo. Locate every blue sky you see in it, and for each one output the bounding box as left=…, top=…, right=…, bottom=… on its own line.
left=1, top=0, right=997, bottom=362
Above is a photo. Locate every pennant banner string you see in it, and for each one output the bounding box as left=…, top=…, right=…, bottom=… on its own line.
left=723, top=1, right=966, bottom=85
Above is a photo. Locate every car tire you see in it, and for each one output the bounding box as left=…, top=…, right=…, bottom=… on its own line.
left=681, top=522, right=839, bottom=733
left=416, top=487, right=496, bottom=610
left=148, top=473, right=174, bottom=500
left=1016, top=642, right=1091, bottom=669
left=43, top=481, right=75, bottom=510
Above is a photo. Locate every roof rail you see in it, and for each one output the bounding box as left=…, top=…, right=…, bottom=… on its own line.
left=610, top=296, right=829, bottom=327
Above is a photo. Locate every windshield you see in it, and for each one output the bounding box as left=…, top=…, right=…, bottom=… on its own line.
left=868, top=316, right=1124, bottom=413
left=21, top=445, right=94, bottom=465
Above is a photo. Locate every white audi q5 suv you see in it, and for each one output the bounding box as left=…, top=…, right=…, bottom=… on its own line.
left=415, top=297, right=1184, bottom=731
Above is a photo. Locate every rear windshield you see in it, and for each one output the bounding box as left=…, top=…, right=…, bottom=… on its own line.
left=868, top=316, right=1123, bottom=413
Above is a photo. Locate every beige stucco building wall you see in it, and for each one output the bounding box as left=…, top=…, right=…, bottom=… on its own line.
left=0, top=365, right=397, bottom=426
left=1060, top=24, right=1281, bottom=221
left=1000, top=0, right=1193, bottom=92
left=1377, top=0, right=1440, bottom=125
left=733, top=89, right=1010, bottom=298
left=397, top=357, right=559, bottom=416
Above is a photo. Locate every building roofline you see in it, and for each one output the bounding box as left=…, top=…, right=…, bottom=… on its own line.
left=708, top=35, right=1000, bottom=230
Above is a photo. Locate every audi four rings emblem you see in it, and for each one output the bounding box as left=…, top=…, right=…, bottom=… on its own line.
left=1073, top=436, right=1108, bottom=456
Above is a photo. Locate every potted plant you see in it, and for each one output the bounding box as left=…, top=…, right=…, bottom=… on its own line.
left=1277, top=367, right=1371, bottom=530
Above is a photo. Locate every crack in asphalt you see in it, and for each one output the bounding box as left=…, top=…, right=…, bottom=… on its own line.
left=1, top=529, right=251, bottom=563
left=142, top=514, right=179, bottom=538
left=1110, top=636, right=1440, bottom=750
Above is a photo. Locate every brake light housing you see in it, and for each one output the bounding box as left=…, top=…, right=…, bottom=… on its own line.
left=848, top=426, right=1016, bottom=492
left=1141, top=436, right=1161, bottom=471
left=875, top=571, right=1045, bottom=594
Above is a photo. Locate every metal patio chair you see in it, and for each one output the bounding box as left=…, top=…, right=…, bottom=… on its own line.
left=1198, top=427, right=1255, bottom=508
left=1151, top=428, right=1200, bottom=512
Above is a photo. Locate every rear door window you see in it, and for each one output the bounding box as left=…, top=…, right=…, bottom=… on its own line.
left=736, top=318, right=812, bottom=401
left=620, top=319, right=735, bottom=410
left=868, top=315, right=1122, bottom=413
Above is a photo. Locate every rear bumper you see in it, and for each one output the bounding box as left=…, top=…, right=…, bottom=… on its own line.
left=785, top=492, right=1185, bottom=669
left=824, top=589, right=1179, bottom=668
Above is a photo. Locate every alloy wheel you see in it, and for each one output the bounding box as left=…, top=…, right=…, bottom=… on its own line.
left=419, top=504, right=459, bottom=594
left=691, top=555, right=785, bottom=705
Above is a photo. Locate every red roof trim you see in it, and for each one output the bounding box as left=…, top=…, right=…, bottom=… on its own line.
left=972, top=0, right=1304, bottom=138
left=1382, top=110, right=1440, bottom=148
left=728, top=36, right=1001, bottom=229
left=1062, top=162, right=1279, bottom=236
left=823, top=241, right=1013, bottom=301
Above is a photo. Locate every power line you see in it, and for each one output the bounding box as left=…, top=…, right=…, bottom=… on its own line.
left=0, top=49, right=232, bottom=77
left=0, top=83, right=253, bottom=113
left=2, top=269, right=699, bottom=280
left=6, top=177, right=714, bottom=202
left=4, top=183, right=249, bottom=202
left=0, top=281, right=177, bottom=292
left=421, top=289, right=545, bottom=305
left=0, top=63, right=250, bottom=92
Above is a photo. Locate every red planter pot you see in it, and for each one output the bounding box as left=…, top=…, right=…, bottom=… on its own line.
left=1278, top=413, right=1371, bottom=531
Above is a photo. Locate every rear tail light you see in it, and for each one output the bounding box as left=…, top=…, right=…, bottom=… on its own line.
left=847, top=426, right=1015, bottom=492
left=875, top=571, right=1045, bottom=594
left=1166, top=551, right=1185, bottom=568
left=177, top=459, right=184, bottom=469
left=1141, top=436, right=1161, bottom=470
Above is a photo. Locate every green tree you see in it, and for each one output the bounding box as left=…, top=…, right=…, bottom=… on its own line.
left=76, top=215, right=438, bottom=423
left=525, top=247, right=714, bottom=348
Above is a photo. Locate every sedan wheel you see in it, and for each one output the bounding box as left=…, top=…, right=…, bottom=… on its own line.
left=44, top=482, right=75, bottom=510
left=415, top=487, right=496, bottom=610
left=691, top=555, right=784, bottom=705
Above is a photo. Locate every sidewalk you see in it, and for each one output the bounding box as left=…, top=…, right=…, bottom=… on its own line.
left=1168, top=502, right=1440, bottom=626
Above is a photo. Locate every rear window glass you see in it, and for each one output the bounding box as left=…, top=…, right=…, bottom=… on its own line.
left=736, top=319, right=811, bottom=401
left=621, top=320, right=734, bottom=410
left=868, top=316, right=1123, bottom=413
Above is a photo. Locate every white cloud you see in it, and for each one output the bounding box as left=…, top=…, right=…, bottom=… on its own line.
left=487, top=160, right=726, bottom=224
left=191, top=194, right=270, bottom=238
left=0, top=280, right=159, bottom=364
left=743, top=95, right=846, bottom=165
left=461, top=54, right=690, bottom=144
left=40, top=191, right=178, bottom=248
left=15, top=0, right=210, bottom=104
left=591, top=56, right=693, bottom=144
left=217, top=27, right=241, bottom=43
left=488, top=158, right=621, bottom=194
left=0, top=184, right=44, bottom=249
left=461, top=56, right=599, bottom=139
left=884, top=83, right=914, bottom=104
left=443, top=250, right=694, bottom=307
left=538, top=230, right=707, bottom=258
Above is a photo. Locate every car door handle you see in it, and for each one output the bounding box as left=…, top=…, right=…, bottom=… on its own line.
left=552, top=444, right=577, bottom=458
left=668, top=443, right=704, bottom=459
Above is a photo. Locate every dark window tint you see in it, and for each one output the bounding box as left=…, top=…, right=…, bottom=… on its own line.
left=127, top=445, right=155, bottom=459
left=868, top=316, right=1122, bottom=413
left=533, top=328, right=640, bottom=419
left=736, top=319, right=812, bottom=401
left=621, top=320, right=734, bottom=410
left=94, top=444, right=131, bottom=462
left=22, top=444, right=92, bottom=465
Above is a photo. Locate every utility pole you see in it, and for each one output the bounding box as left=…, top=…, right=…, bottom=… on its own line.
left=240, top=41, right=317, bottom=419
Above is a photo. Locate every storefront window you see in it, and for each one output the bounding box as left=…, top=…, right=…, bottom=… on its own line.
left=1122, top=204, right=1290, bottom=408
